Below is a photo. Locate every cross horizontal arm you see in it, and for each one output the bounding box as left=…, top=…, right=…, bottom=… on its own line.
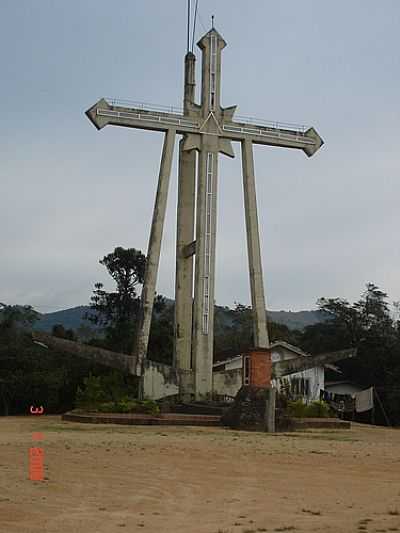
left=85, top=99, right=324, bottom=157
left=222, top=119, right=324, bottom=157
left=86, top=98, right=200, bottom=135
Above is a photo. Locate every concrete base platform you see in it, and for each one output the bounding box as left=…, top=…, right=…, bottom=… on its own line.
left=62, top=411, right=221, bottom=427
left=62, top=412, right=350, bottom=430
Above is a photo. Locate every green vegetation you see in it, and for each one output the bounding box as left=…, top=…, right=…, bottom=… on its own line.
left=0, top=304, right=105, bottom=416
left=300, top=283, right=400, bottom=425
left=2, top=244, right=400, bottom=427
left=214, top=303, right=302, bottom=359
left=86, top=246, right=173, bottom=365
left=85, top=246, right=146, bottom=354
left=287, top=400, right=332, bottom=418
left=75, top=373, right=159, bottom=415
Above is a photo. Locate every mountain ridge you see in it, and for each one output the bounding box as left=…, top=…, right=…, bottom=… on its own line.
left=35, top=304, right=326, bottom=334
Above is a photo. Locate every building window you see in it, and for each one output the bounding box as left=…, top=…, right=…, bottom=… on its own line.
left=290, top=377, right=310, bottom=398
left=243, top=356, right=250, bottom=385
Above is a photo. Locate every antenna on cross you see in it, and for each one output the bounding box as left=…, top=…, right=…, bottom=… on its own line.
left=187, top=0, right=191, bottom=53
left=211, top=15, right=215, bottom=28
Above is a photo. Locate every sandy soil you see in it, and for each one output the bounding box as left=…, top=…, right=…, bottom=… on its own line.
left=1, top=416, right=400, bottom=533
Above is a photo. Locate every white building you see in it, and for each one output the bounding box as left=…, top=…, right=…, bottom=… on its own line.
left=213, top=341, right=325, bottom=402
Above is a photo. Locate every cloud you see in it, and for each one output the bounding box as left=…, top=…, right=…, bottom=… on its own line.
left=1, top=0, right=400, bottom=312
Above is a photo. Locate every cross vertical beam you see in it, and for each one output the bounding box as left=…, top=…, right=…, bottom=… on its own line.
left=192, top=146, right=219, bottom=399
left=173, top=51, right=197, bottom=397
left=191, top=29, right=226, bottom=400
left=174, top=140, right=196, bottom=374
left=133, top=128, right=176, bottom=385
left=241, top=139, right=269, bottom=348
left=198, top=30, right=224, bottom=114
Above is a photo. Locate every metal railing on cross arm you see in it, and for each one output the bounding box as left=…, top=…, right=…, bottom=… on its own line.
left=104, top=97, right=309, bottom=136
left=105, top=97, right=184, bottom=116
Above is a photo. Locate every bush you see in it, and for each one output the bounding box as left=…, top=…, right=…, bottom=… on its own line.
left=75, top=371, right=138, bottom=410
left=96, top=401, right=116, bottom=413
left=75, top=375, right=109, bottom=409
left=75, top=375, right=160, bottom=415
left=91, top=398, right=159, bottom=415
left=287, top=399, right=308, bottom=418
left=304, top=400, right=332, bottom=418
left=287, top=399, right=332, bottom=418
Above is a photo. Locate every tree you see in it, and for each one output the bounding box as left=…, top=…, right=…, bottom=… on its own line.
left=148, top=296, right=174, bottom=365
left=0, top=304, right=117, bottom=416
left=0, top=304, right=40, bottom=415
left=0, top=304, right=79, bottom=415
left=300, top=283, right=400, bottom=424
left=52, top=323, right=76, bottom=340
left=0, top=303, right=39, bottom=334
left=213, top=303, right=301, bottom=360
left=86, top=247, right=146, bottom=353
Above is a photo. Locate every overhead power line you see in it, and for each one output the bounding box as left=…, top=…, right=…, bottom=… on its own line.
left=191, top=0, right=199, bottom=53
left=187, top=0, right=191, bottom=53
left=197, top=10, right=207, bottom=33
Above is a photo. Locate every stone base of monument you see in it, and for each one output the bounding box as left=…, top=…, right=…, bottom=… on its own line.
left=61, top=398, right=233, bottom=427
left=62, top=393, right=350, bottom=430
left=62, top=411, right=221, bottom=427
left=221, top=386, right=351, bottom=432
left=167, top=401, right=229, bottom=416
left=221, top=385, right=271, bottom=431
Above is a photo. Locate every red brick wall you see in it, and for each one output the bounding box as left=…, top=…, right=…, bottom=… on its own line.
left=243, top=350, right=272, bottom=387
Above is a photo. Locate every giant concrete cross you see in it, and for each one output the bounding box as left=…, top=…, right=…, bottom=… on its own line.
left=86, top=26, right=323, bottom=400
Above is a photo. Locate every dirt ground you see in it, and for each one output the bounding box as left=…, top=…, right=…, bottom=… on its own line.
left=1, top=416, right=400, bottom=533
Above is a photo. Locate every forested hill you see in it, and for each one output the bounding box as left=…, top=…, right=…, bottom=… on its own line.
left=37, top=306, right=90, bottom=332
left=35, top=304, right=326, bottom=333
left=270, top=309, right=327, bottom=330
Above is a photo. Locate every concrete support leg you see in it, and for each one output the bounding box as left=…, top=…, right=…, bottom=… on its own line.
left=174, top=139, right=196, bottom=393
left=134, top=128, right=176, bottom=388
left=264, top=387, right=276, bottom=433
left=192, top=148, right=218, bottom=400
left=241, top=139, right=269, bottom=348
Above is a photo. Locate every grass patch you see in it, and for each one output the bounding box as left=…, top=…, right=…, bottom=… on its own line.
left=287, top=399, right=333, bottom=418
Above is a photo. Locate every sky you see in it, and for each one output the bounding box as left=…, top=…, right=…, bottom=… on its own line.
left=1, top=0, right=400, bottom=314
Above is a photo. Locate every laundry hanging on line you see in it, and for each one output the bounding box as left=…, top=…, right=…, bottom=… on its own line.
left=354, top=387, right=374, bottom=413
left=320, top=387, right=375, bottom=413
left=319, top=389, right=353, bottom=412
left=320, top=390, right=350, bottom=403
